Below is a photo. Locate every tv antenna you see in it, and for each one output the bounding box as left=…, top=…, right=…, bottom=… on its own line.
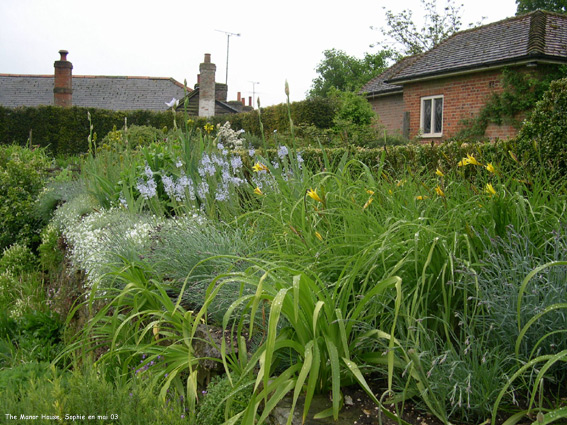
left=249, top=81, right=260, bottom=108
left=215, top=29, right=241, bottom=85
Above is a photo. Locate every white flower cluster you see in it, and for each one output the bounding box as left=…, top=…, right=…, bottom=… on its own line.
left=53, top=193, right=212, bottom=294
left=53, top=200, right=164, bottom=290
left=216, top=121, right=245, bottom=149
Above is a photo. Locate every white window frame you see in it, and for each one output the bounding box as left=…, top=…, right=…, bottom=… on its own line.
left=420, top=95, right=444, bottom=137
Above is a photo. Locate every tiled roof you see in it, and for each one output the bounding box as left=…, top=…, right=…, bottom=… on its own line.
left=176, top=87, right=240, bottom=116
left=387, top=10, right=567, bottom=84
left=0, top=74, right=189, bottom=111
left=360, top=55, right=421, bottom=96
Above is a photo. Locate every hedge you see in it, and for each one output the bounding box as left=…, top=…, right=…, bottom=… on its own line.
left=0, top=106, right=177, bottom=156
left=268, top=139, right=524, bottom=178
left=0, top=97, right=337, bottom=156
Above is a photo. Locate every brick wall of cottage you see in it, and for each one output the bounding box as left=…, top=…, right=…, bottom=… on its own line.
left=368, top=93, right=405, bottom=136
left=403, top=69, right=511, bottom=141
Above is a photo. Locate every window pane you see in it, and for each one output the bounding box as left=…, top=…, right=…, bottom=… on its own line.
left=423, top=99, right=431, bottom=134
left=434, top=97, right=443, bottom=134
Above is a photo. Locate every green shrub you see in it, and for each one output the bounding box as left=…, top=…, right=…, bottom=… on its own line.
left=14, top=310, right=64, bottom=363
left=38, top=224, right=64, bottom=277
left=0, top=310, right=63, bottom=365
left=196, top=374, right=253, bottom=425
left=0, top=363, right=189, bottom=425
left=100, top=124, right=165, bottom=151
left=0, top=144, right=52, bottom=251
left=517, top=77, right=567, bottom=175
left=0, top=310, right=17, bottom=341
left=0, top=243, right=37, bottom=274
left=0, top=268, right=47, bottom=319
left=0, top=361, right=52, bottom=393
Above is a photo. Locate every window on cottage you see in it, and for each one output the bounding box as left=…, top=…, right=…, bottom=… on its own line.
left=420, top=95, right=443, bottom=137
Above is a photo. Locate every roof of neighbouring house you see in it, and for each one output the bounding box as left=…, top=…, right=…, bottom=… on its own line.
left=363, top=9, right=567, bottom=93
left=175, top=87, right=240, bottom=115
left=0, top=74, right=190, bottom=111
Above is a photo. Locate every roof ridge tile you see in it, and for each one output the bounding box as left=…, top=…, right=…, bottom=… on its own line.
left=528, top=10, right=547, bottom=54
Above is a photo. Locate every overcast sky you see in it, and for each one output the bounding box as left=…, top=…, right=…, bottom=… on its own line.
left=1, top=0, right=517, bottom=107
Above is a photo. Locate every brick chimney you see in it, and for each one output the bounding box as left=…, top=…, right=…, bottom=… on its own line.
left=215, top=83, right=228, bottom=102
left=198, top=53, right=216, bottom=117
left=54, top=50, right=73, bottom=107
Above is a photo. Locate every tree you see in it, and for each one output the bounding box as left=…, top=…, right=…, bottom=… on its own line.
left=373, top=0, right=479, bottom=56
left=516, top=0, right=567, bottom=14
left=309, top=48, right=393, bottom=98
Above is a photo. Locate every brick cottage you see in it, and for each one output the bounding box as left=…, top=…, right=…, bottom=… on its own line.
left=361, top=10, right=567, bottom=141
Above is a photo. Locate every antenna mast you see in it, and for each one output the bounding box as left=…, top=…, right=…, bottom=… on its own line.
left=215, top=29, right=241, bottom=85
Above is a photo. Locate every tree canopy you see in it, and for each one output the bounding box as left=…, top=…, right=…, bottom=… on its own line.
left=373, top=0, right=479, bottom=56
left=516, top=0, right=567, bottom=14
left=308, top=48, right=393, bottom=98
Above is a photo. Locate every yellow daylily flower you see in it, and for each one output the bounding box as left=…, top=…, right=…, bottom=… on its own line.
left=252, top=162, right=268, bottom=172
left=416, top=195, right=428, bottom=200
left=435, top=186, right=445, bottom=197
left=254, top=187, right=263, bottom=196
left=458, top=154, right=482, bottom=167
left=315, top=231, right=323, bottom=241
left=366, top=189, right=375, bottom=195
left=485, top=183, right=497, bottom=196
left=307, top=188, right=324, bottom=203
left=204, top=123, right=214, bottom=133
left=486, top=163, right=496, bottom=174
left=435, top=168, right=445, bottom=177
left=466, top=154, right=482, bottom=166
left=363, top=197, right=374, bottom=210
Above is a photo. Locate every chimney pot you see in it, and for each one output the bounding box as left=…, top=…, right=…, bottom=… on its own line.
left=237, top=92, right=241, bottom=102
left=59, top=50, right=69, bottom=61
left=249, top=96, right=252, bottom=107
left=204, top=53, right=211, bottom=63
